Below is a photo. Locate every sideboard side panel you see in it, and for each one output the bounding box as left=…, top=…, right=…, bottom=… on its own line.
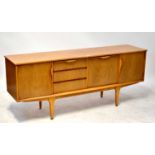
left=17, top=62, right=53, bottom=100
left=5, top=59, right=17, bottom=100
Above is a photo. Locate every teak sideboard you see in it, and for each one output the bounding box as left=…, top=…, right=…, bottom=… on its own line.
left=5, top=44, right=147, bottom=119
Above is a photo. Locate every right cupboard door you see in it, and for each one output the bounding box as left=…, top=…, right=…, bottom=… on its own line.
left=119, top=52, right=146, bottom=83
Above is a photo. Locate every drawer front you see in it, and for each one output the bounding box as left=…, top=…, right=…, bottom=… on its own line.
left=88, top=55, right=119, bottom=87
left=53, top=68, right=87, bottom=82
left=53, top=58, right=86, bottom=71
left=54, top=79, right=86, bottom=93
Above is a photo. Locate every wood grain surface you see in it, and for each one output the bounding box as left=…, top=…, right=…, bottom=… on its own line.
left=5, top=44, right=146, bottom=65
left=5, top=44, right=147, bottom=119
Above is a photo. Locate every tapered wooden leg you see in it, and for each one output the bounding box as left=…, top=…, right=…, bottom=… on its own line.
left=48, top=97, right=55, bottom=119
left=115, top=87, right=120, bottom=106
left=39, top=101, right=42, bottom=110
left=100, top=91, right=103, bottom=98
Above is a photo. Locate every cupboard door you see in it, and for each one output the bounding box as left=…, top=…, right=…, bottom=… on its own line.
left=119, top=52, right=146, bottom=83
left=88, top=55, right=119, bottom=87
left=17, top=62, right=53, bottom=100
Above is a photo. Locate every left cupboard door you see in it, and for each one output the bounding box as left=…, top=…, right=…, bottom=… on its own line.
left=17, top=62, right=53, bottom=100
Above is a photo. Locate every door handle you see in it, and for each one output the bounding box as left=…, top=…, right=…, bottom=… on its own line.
left=119, top=58, right=123, bottom=72
left=99, top=56, right=111, bottom=59
left=65, top=59, right=77, bottom=63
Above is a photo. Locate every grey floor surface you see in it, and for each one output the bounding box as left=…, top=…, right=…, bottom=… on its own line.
left=0, top=80, right=155, bottom=123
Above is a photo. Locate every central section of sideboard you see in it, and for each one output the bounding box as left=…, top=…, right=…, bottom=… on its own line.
left=53, top=58, right=87, bottom=93
left=5, top=45, right=147, bottom=119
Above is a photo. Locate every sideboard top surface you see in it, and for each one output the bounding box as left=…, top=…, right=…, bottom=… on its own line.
left=5, top=44, right=146, bottom=65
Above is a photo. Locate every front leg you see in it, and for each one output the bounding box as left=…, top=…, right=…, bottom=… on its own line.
left=115, top=87, right=120, bottom=106
left=48, top=97, right=56, bottom=119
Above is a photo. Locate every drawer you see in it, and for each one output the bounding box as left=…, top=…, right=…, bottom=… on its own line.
left=54, top=79, right=86, bottom=93
left=53, top=58, right=86, bottom=71
left=53, top=68, right=87, bottom=82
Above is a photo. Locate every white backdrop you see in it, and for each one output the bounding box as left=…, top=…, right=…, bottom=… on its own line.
left=0, top=0, right=155, bottom=154
left=0, top=32, right=155, bottom=90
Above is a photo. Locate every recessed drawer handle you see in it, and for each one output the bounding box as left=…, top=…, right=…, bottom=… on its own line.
left=65, top=59, right=77, bottom=63
left=99, top=56, right=111, bottom=59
